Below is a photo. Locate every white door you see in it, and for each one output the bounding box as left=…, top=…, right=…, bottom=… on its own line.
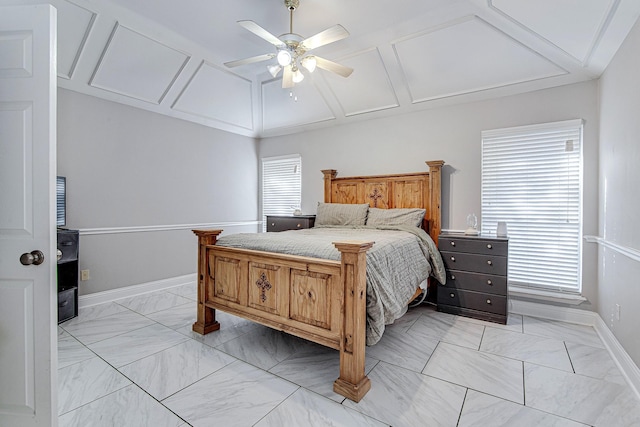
left=0, top=4, right=57, bottom=427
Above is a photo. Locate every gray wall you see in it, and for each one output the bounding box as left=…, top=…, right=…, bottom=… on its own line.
left=259, top=81, right=600, bottom=309
left=57, top=89, right=259, bottom=295
left=598, top=18, right=640, bottom=366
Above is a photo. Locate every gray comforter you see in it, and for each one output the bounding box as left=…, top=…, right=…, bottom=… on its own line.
left=216, top=225, right=446, bottom=345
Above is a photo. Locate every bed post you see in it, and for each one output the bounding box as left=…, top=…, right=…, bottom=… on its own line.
left=426, top=160, right=444, bottom=245
left=333, top=240, right=374, bottom=402
left=322, top=169, right=337, bottom=203
left=192, top=229, right=223, bottom=335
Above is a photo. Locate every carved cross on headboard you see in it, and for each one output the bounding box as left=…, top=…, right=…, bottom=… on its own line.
left=369, top=188, right=383, bottom=207
left=256, top=272, right=272, bottom=303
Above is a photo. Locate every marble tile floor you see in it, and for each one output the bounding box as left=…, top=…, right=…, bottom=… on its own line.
left=57, top=283, right=640, bottom=427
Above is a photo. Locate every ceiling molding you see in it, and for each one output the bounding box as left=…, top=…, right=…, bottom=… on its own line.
left=172, top=60, right=254, bottom=131
left=4, top=0, right=636, bottom=137
left=324, top=47, right=400, bottom=117
left=56, top=0, right=96, bottom=80
left=89, top=23, right=190, bottom=105
left=393, top=16, right=567, bottom=104
left=488, top=0, right=620, bottom=67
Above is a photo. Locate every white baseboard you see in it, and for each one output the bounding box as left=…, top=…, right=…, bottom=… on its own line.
left=78, top=273, right=197, bottom=308
left=510, top=299, right=640, bottom=400
left=593, top=315, right=640, bottom=400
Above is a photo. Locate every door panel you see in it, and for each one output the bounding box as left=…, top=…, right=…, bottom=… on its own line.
left=0, top=5, right=57, bottom=427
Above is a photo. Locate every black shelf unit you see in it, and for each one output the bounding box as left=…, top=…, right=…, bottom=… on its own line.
left=57, top=228, right=79, bottom=323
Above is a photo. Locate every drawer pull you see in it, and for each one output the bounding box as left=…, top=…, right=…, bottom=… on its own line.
left=450, top=256, right=456, bottom=262
left=451, top=274, right=456, bottom=280
left=296, top=223, right=302, bottom=228
left=271, top=223, right=275, bottom=226
left=450, top=293, right=455, bottom=298
left=450, top=241, right=456, bottom=247
left=487, top=279, right=492, bottom=285
left=487, top=244, right=492, bottom=249
left=486, top=299, right=492, bottom=304
left=487, top=260, right=492, bottom=266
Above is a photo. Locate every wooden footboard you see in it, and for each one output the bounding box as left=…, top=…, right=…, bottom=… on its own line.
left=192, top=229, right=373, bottom=402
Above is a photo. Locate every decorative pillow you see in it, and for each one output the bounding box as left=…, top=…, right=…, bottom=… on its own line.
left=366, top=207, right=426, bottom=228
left=315, top=203, right=369, bottom=226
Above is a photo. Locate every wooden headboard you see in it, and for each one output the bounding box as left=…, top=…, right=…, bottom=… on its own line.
left=321, top=160, right=444, bottom=244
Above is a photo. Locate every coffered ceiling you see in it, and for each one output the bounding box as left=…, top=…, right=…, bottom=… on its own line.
left=4, top=0, right=640, bottom=137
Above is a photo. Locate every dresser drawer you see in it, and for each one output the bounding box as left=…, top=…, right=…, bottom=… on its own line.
left=437, top=288, right=507, bottom=316
left=440, top=251, right=507, bottom=275
left=266, top=215, right=315, bottom=232
left=442, top=270, right=507, bottom=295
left=439, top=236, right=507, bottom=256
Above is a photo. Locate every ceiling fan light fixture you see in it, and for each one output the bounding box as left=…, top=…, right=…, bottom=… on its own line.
left=227, top=0, right=352, bottom=88
left=267, top=64, right=282, bottom=78
left=292, top=67, right=304, bottom=83
left=301, top=56, right=316, bottom=73
left=277, top=49, right=292, bottom=66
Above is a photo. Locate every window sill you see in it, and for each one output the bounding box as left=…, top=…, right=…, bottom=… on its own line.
left=508, top=285, right=586, bottom=305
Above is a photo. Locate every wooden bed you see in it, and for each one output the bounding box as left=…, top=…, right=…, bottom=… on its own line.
left=192, top=160, right=444, bottom=402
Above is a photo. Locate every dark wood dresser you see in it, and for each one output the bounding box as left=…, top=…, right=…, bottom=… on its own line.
left=266, top=215, right=316, bottom=232
left=437, top=233, right=508, bottom=324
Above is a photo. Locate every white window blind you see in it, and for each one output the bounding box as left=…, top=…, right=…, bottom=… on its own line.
left=481, top=119, right=583, bottom=293
left=261, top=155, right=301, bottom=232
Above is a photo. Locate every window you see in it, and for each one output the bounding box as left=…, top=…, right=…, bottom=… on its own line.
left=261, top=155, right=302, bottom=232
left=481, top=119, right=583, bottom=294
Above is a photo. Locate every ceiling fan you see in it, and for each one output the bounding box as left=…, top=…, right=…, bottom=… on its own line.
left=224, top=0, right=353, bottom=88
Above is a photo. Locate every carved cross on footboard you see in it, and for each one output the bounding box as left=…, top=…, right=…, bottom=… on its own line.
left=256, top=272, right=272, bottom=302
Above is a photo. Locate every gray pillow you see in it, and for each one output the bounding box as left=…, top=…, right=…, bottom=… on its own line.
left=366, top=207, right=426, bottom=228
left=315, top=203, right=369, bottom=226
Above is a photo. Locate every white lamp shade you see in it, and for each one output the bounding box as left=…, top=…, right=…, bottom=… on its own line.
left=292, top=68, right=304, bottom=83
left=267, top=64, right=282, bottom=78
left=277, top=49, right=292, bottom=66
left=301, top=56, right=316, bottom=73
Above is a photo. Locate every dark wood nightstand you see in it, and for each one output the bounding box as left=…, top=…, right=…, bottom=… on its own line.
left=437, top=233, right=508, bottom=324
left=266, top=215, right=316, bottom=232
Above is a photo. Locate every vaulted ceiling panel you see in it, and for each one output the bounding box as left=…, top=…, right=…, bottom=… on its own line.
left=90, top=24, right=189, bottom=104
left=490, top=0, right=615, bottom=64
left=10, top=0, right=637, bottom=136
left=324, top=48, right=399, bottom=117
left=172, top=61, right=253, bottom=130
left=56, top=0, right=95, bottom=79
left=394, top=16, right=567, bottom=103
left=262, top=78, right=335, bottom=131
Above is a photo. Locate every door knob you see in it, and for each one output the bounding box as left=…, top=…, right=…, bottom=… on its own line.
left=20, top=250, right=44, bottom=266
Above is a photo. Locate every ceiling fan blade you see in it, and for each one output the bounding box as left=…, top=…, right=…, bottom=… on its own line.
left=238, top=20, right=285, bottom=48
left=300, top=24, right=349, bottom=51
left=282, top=66, right=294, bottom=88
left=315, top=56, right=353, bottom=78
left=224, top=53, right=276, bottom=68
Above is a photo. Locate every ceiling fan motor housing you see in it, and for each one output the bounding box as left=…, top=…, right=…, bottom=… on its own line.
left=285, top=0, right=299, bottom=11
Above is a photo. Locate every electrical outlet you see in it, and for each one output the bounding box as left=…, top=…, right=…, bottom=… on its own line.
left=81, top=269, right=90, bottom=281
left=616, top=303, right=621, bottom=321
